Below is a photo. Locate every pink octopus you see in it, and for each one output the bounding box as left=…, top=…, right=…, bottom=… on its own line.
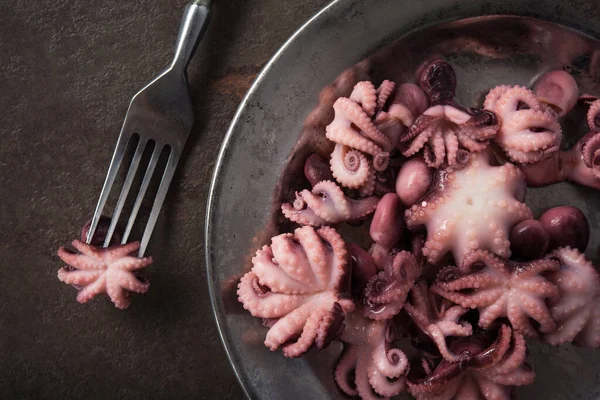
left=399, top=59, right=499, bottom=169
left=281, top=180, right=379, bottom=226
left=57, top=240, right=152, bottom=309
left=432, top=249, right=560, bottom=338
left=327, top=80, right=427, bottom=194
left=543, top=247, right=600, bottom=348
left=335, top=310, right=409, bottom=400
left=362, top=250, right=422, bottom=320
left=237, top=226, right=355, bottom=357
left=404, top=281, right=473, bottom=362
left=407, top=325, right=535, bottom=400
left=405, top=151, right=532, bottom=264
left=484, top=85, right=562, bottom=164
left=327, top=82, right=391, bottom=183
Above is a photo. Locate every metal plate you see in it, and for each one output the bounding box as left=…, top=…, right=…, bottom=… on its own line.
left=206, top=1, right=600, bottom=398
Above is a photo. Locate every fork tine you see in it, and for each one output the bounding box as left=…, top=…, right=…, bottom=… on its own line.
left=138, top=148, right=181, bottom=257
left=103, top=138, right=148, bottom=247
left=86, top=132, right=132, bottom=244
left=121, top=142, right=163, bottom=244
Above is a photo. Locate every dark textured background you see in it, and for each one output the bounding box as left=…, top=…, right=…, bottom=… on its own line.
left=0, top=0, right=330, bottom=398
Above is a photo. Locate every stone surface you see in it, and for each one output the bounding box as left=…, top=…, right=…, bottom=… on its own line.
left=0, top=0, right=330, bottom=398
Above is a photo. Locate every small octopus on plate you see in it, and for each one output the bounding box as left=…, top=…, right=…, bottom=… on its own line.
left=335, top=310, right=409, bottom=400
left=281, top=180, right=379, bottom=226
left=327, top=81, right=391, bottom=186
left=543, top=247, right=600, bottom=348
left=328, top=80, right=427, bottom=193
left=57, top=240, right=152, bottom=309
left=431, top=249, right=560, bottom=338
left=403, top=281, right=473, bottom=362
left=363, top=250, right=422, bottom=320
left=484, top=84, right=562, bottom=164
left=237, top=226, right=355, bottom=357
left=399, top=59, right=499, bottom=169
left=405, top=151, right=532, bottom=264
left=407, top=324, right=535, bottom=400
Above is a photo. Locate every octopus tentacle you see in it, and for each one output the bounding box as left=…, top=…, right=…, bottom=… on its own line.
left=350, top=81, right=378, bottom=117
left=330, top=143, right=370, bottom=188
left=326, top=97, right=387, bottom=157
left=335, top=345, right=359, bottom=396
left=358, top=163, right=377, bottom=197
left=252, top=245, right=314, bottom=294
left=376, top=80, right=396, bottom=111
left=237, top=272, right=304, bottom=318
left=483, top=85, right=512, bottom=111
left=404, top=281, right=473, bottom=362
left=281, top=181, right=379, bottom=226
left=543, top=247, right=600, bottom=347
left=581, top=132, right=600, bottom=179
left=500, top=109, right=561, bottom=152
left=587, top=99, right=600, bottom=131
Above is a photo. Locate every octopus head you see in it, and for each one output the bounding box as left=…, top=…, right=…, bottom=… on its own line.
left=418, top=59, right=457, bottom=104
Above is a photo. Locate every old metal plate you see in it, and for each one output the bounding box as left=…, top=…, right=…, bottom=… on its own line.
left=206, top=0, right=600, bottom=398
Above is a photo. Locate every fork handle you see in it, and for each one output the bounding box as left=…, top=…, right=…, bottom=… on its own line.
left=170, top=0, right=213, bottom=74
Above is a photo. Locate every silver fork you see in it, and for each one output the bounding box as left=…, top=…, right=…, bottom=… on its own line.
left=85, top=0, right=212, bottom=256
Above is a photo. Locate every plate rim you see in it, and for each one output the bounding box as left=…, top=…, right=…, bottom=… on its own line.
left=204, top=1, right=340, bottom=398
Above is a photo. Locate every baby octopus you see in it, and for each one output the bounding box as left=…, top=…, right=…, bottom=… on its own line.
left=484, top=84, right=562, bottom=164
left=405, top=151, right=532, bottom=264
left=432, top=249, right=560, bottom=338
left=407, top=325, right=535, bottom=400
left=237, top=226, right=355, bottom=357
left=57, top=240, right=152, bottom=309
left=335, top=310, right=409, bottom=400
left=399, top=59, right=499, bottom=169
left=543, top=247, right=600, bottom=348
left=327, top=80, right=428, bottom=193
left=404, top=281, right=473, bottom=362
